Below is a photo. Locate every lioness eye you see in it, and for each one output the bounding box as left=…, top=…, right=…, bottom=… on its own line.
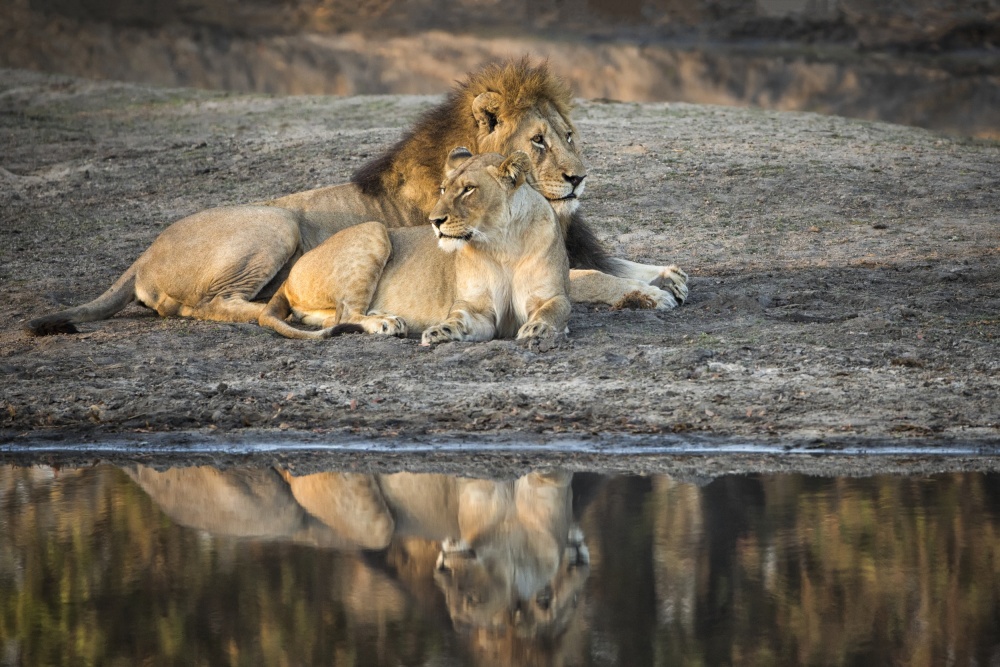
left=567, top=131, right=573, bottom=144
left=440, top=187, right=445, bottom=194
left=463, top=185, right=475, bottom=194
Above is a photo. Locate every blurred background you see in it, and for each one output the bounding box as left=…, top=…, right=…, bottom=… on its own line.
left=1, top=0, right=998, bottom=137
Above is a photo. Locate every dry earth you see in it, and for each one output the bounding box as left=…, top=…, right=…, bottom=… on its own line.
left=1, top=67, right=999, bottom=472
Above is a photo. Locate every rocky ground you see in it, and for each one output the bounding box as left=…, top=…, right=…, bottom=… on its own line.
left=1, top=67, right=998, bottom=474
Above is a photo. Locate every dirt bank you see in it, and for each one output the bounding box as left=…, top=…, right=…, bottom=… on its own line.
left=1, top=67, right=999, bottom=470
left=4, top=0, right=1000, bottom=137
left=4, top=22, right=999, bottom=138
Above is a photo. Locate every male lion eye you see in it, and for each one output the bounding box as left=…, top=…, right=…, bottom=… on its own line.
left=463, top=185, right=475, bottom=194
left=531, top=134, right=544, bottom=145
left=567, top=132, right=573, bottom=144
left=440, top=187, right=445, bottom=194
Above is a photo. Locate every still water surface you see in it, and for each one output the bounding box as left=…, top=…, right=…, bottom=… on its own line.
left=2, top=465, right=999, bottom=666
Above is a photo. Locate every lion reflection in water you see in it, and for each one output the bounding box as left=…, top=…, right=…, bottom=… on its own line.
left=126, top=465, right=591, bottom=663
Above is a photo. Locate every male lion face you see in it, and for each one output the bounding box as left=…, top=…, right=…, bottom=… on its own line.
left=474, top=95, right=587, bottom=220
left=428, top=148, right=532, bottom=252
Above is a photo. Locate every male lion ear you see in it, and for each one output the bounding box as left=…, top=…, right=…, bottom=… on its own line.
left=472, top=92, right=502, bottom=134
left=445, top=146, right=474, bottom=177
left=498, top=151, right=530, bottom=190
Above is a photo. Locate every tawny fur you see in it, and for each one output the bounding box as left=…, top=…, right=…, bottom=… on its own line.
left=25, top=58, right=686, bottom=337
left=351, top=56, right=575, bottom=212
left=259, top=150, right=571, bottom=345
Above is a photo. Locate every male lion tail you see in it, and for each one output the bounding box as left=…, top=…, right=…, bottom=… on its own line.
left=258, top=288, right=364, bottom=340
left=25, top=264, right=139, bottom=336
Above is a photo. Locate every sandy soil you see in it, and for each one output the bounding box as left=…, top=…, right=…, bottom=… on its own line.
left=1, top=68, right=999, bottom=473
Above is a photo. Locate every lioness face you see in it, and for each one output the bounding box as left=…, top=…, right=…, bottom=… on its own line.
left=435, top=547, right=513, bottom=631
left=477, top=100, right=587, bottom=220
left=434, top=533, right=590, bottom=636
left=428, top=148, right=531, bottom=253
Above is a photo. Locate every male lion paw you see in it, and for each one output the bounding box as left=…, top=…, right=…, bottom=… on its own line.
left=650, top=265, right=689, bottom=304
left=613, top=281, right=679, bottom=311
left=421, top=323, right=464, bottom=346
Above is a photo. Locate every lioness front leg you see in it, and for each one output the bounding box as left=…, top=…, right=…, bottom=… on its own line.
left=569, top=269, right=680, bottom=310
left=421, top=308, right=495, bottom=346
left=517, top=294, right=571, bottom=340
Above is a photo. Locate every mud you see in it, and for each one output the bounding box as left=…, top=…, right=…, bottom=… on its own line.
left=1, top=68, right=999, bottom=474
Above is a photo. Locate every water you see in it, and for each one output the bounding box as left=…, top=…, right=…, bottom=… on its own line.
left=2, top=465, right=999, bottom=666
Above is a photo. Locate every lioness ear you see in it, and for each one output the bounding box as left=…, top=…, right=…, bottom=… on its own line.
left=498, top=151, right=530, bottom=190
left=445, top=146, right=473, bottom=177
left=472, top=92, right=502, bottom=134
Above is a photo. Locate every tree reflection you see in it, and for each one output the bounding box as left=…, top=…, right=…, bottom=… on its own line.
left=1, top=466, right=999, bottom=666
left=0, top=465, right=592, bottom=666
left=629, top=473, right=1000, bottom=667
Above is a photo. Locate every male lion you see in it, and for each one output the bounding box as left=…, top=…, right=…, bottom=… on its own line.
left=26, top=57, right=687, bottom=336
left=127, top=463, right=592, bottom=656
left=259, top=148, right=570, bottom=344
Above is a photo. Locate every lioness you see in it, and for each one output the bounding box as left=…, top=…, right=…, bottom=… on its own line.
left=259, top=148, right=570, bottom=344
left=277, top=468, right=591, bottom=640
left=25, top=58, right=686, bottom=337
left=127, top=463, right=591, bottom=651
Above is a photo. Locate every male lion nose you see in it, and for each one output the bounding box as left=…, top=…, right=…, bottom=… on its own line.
left=430, top=215, right=448, bottom=229
left=564, top=174, right=586, bottom=189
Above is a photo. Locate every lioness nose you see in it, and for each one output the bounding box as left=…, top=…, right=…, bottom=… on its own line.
left=564, top=174, right=586, bottom=188
left=430, top=215, right=447, bottom=228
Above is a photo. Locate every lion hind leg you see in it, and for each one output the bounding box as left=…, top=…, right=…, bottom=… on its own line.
left=297, top=309, right=340, bottom=328
left=277, top=470, right=395, bottom=550
left=259, top=289, right=332, bottom=340
left=349, top=312, right=408, bottom=336
left=569, top=269, right=679, bottom=310
left=308, top=221, right=393, bottom=323
left=176, top=295, right=266, bottom=323
left=281, top=221, right=394, bottom=334
left=287, top=308, right=406, bottom=338
left=260, top=222, right=398, bottom=340
left=135, top=205, right=303, bottom=323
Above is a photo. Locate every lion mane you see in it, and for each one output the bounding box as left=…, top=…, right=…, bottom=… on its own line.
left=25, top=57, right=685, bottom=337
left=352, top=57, right=576, bottom=216
left=353, top=59, right=575, bottom=187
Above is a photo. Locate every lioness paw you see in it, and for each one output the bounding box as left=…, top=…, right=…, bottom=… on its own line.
left=421, top=322, right=464, bottom=346
left=613, top=281, right=679, bottom=311
left=516, top=320, right=557, bottom=340
left=651, top=265, right=689, bottom=304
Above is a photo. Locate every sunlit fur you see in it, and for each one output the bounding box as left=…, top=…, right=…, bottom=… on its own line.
left=258, top=150, right=571, bottom=344
left=353, top=56, right=586, bottom=227
left=24, top=58, right=683, bottom=338
left=127, top=464, right=592, bottom=658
